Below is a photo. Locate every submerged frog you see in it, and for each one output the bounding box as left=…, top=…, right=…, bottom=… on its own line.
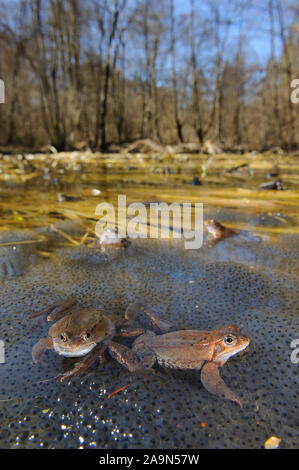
left=204, top=218, right=237, bottom=243
left=260, top=178, right=283, bottom=190
left=204, top=217, right=262, bottom=246
left=30, top=300, right=169, bottom=382
left=106, top=324, right=250, bottom=407
left=99, top=227, right=131, bottom=249
left=204, top=218, right=239, bottom=246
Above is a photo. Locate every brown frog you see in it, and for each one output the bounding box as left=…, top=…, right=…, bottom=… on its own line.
left=99, top=227, right=131, bottom=249
left=106, top=324, right=250, bottom=407
left=204, top=218, right=237, bottom=245
left=31, top=301, right=250, bottom=406
left=30, top=300, right=169, bottom=382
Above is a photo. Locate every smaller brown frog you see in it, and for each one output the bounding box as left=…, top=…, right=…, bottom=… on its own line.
left=30, top=300, right=169, bottom=382
left=260, top=178, right=283, bottom=190
left=204, top=218, right=237, bottom=245
left=99, top=227, right=131, bottom=249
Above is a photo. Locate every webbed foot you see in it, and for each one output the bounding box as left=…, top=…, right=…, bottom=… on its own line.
left=200, top=361, right=243, bottom=407
left=124, top=303, right=172, bottom=333
left=105, top=339, right=155, bottom=372
left=29, top=299, right=77, bottom=328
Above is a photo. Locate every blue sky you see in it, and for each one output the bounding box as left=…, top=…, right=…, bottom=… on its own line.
left=171, top=0, right=288, bottom=65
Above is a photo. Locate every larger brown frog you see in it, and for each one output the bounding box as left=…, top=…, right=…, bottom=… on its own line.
left=106, top=323, right=250, bottom=407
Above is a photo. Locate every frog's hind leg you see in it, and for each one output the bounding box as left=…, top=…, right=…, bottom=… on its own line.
left=29, top=299, right=77, bottom=328
left=200, top=361, right=243, bottom=407
left=124, top=303, right=172, bottom=334
left=105, top=339, right=155, bottom=372
left=53, top=343, right=107, bottom=382
left=106, top=311, right=145, bottom=339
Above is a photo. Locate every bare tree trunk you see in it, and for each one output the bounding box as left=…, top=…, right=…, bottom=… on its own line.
left=276, top=0, right=297, bottom=147
left=218, top=72, right=224, bottom=143
left=143, top=2, right=152, bottom=139
left=33, top=0, right=54, bottom=143
left=6, top=46, right=20, bottom=145
left=115, top=37, right=126, bottom=143
left=99, top=0, right=126, bottom=151
left=170, top=0, right=183, bottom=143
left=92, top=0, right=106, bottom=148
left=189, top=0, right=204, bottom=143
left=140, top=79, right=146, bottom=138
left=32, top=0, right=66, bottom=149
left=151, top=33, right=162, bottom=142
left=233, top=50, right=245, bottom=145
left=269, top=0, right=282, bottom=145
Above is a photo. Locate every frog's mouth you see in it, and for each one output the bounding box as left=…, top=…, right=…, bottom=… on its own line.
left=215, top=339, right=250, bottom=365
left=53, top=341, right=96, bottom=357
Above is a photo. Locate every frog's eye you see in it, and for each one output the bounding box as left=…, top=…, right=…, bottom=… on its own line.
left=223, top=335, right=236, bottom=346
left=83, top=332, right=91, bottom=341
left=60, top=333, right=67, bottom=342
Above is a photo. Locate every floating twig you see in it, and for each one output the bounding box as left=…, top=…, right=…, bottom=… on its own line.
left=107, top=385, right=130, bottom=399
left=0, top=237, right=45, bottom=247
left=49, top=224, right=80, bottom=246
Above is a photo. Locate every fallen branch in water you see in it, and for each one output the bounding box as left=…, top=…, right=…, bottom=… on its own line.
left=0, top=236, right=46, bottom=247
left=49, top=224, right=80, bottom=246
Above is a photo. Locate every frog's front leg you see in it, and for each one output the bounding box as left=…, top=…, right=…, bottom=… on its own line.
left=53, top=343, right=107, bottom=382
left=124, top=303, right=172, bottom=334
left=105, top=339, right=155, bottom=372
left=29, top=299, right=77, bottom=328
left=105, top=311, right=145, bottom=339
left=200, top=361, right=243, bottom=407
left=204, top=237, right=218, bottom=248
left=32, top=337, right=54, bottom=365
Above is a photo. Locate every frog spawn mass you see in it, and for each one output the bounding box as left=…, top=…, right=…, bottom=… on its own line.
left=0, top=236, right=297, bottom=448
left=0, top=230, right=40, bottom=279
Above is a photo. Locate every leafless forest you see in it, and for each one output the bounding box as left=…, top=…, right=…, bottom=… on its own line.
left=0, top=0, right=298, bottom=151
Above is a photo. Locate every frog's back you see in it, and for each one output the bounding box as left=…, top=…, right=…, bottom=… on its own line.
left=49, top=308, right=114, bottom=340
left=148, top=330, right=214, bottom=370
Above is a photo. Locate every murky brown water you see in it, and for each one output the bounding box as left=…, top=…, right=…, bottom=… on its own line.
left=0, top=151, right=298, bottom=235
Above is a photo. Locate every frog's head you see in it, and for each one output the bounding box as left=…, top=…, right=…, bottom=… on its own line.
left=49, top=314, right=112, bottom=357
left=204, top=218, right=224, bottom=230
left=51, top=330, right=97, bottom=357
left=210, top=325, right=250, bottom=366
left=100, top=227, right=119, bottom=245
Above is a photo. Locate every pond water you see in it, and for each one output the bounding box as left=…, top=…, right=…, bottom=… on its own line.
left=0, top=151, right=298, bottom=448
